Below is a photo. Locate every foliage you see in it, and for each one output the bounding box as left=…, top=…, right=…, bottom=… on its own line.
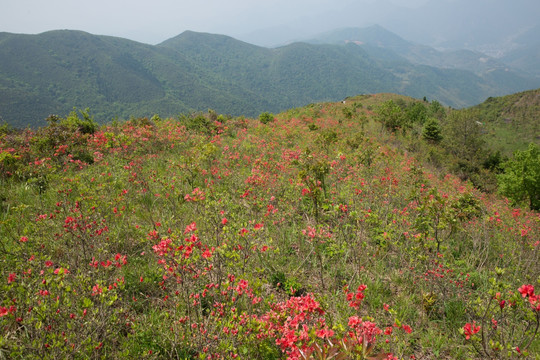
left=259, top=112, right=275, bottom=124
left=2, top=30, right=539, bottom=128
left=0, top=97, right=538, bottom=359
left=469, top=89, right=540, bottom=156
left=375, top=100, right=406, bottom=131
left=498, top=143, right=540, bottom=210
left=405, top=101, right=428, bottom=124
left=422, top=118, right=443, bottom=143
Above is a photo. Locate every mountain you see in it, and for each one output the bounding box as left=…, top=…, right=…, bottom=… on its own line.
left=235, top=0, right=540, bottom=56
left=306, top=25, right=520, bottom=76
left=378, top=0, right=540, bottom=52
left=499, top=24, right=540, bottom=77
left=1, top=29, right=540, bottom=128
left=159, top=31, right=397, bottom=109
left=0, top=30, right=271, bottom=128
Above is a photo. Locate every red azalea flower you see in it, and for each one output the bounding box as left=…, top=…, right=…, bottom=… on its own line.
left=463, top=322, right=481, bottom=340
left=518, top=284, right=535, bottom=298
left=7, top=273, right=16, bottom=284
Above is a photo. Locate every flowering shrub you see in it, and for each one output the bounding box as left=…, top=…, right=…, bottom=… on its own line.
left=0, top=98, right=538, bottom=358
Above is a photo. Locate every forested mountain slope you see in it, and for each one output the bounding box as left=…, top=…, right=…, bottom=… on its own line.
left=1, top=29, right=539, bottom=127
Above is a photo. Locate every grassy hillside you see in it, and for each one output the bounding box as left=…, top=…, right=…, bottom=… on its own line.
left=2, top=29, right=540, bottom=128
left=1, top=96, right=538, bottom=359
left=468, top=88, right=540, bottom=156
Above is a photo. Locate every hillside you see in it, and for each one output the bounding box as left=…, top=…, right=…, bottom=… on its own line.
left=1, top=29, right=540, bottom=128
left=0, top=30, right=271, bottom=128
left=1, top=95, right=538, bottom=359
left=502, top=45, right=540, bottom=78
left=468, top=88, right=540, bottom=155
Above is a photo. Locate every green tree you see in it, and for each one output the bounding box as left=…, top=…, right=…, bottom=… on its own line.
left=406, top=101, right=428, bottom=124
left=428, top=100, right=446, bottom=120
left=422, top=118, right=443, bottom=143
left=375, top=100, right=406, bottom=131
left=442, top=110, right=485, bottom=164
left=497, top=143, right=540, bottom=210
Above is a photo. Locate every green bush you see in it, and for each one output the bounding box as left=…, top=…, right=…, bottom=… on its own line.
left=498, top=143, right=540, bottom=210
left=259, top=112, right=274, bottom=124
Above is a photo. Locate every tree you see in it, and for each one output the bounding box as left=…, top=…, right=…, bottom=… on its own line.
left=375, top=100, right=406, bottom=131
left=497, top=143, right=540, bottom=210
left=442, top=110, right=485, bottom=164
left=441, top=110, right=487, bottom=181
left=428, top=100, right=446, bottom=120
left=422, top=118, right=443, bottom=143
left=406, top=101, right=428, bottom=124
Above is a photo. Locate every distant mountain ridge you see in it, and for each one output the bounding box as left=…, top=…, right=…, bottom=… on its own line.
left=305, top=25, right=521, bottom=76
left=1, top=27, right=539, bottom=127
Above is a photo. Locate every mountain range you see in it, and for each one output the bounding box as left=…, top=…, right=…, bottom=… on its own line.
left=1, top=25, right=539, bottom=128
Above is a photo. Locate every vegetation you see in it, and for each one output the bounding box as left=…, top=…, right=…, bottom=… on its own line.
left=498, top=143, right=540, bottom=211
left=468, top=89, right=540, bottom=156
left=259, top=112, right=274, bottom=124
left=1, top=30, right=540, bottom=128
left=1, top=94, right=538, bottom=359
left=422, top=118, right=443, bottom=143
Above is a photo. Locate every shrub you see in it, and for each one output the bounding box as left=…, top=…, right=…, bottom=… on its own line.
left=259, top=112, right=274, bottom=124
left=498, top=143, right=540, bottom=210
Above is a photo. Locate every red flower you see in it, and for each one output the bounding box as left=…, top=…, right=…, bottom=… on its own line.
left=92, top=284, right=103, bottom=296
left=402, top=324, right=413, bottom=334
left=184, top=222, right=197, bottom=234
left=346, top=284, right=367, bottom=309
left=7, top=273, right=16, bottom=284
left=20, top=236, right=28, bottom=243
left=463, top=322, right=480, bottom=340
left=54, top=268, right=69, bottom=275
left=518, top=284, right=535, bottom=298
left=315, top=327, right=334, bottom=339
left=202, top=248, right=213, bottom=259
left=254, top=223, right=264, bottom=230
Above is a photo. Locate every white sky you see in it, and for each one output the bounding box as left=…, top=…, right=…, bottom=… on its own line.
left=1, top=0, right=432, bottom=44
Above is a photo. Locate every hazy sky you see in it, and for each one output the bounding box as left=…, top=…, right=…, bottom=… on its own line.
left=2, top=0, right=430, bottom=44
left=1, top=0, right=539, bottom=48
